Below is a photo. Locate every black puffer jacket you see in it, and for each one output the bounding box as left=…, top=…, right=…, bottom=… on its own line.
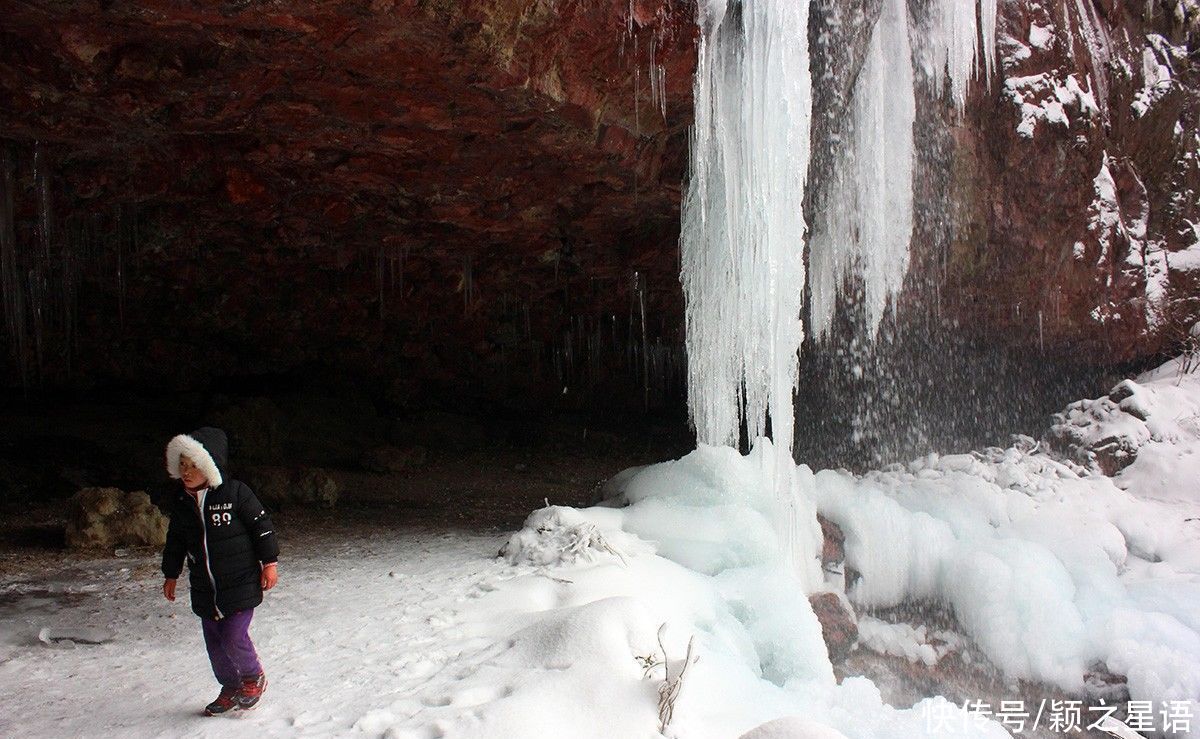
left=161, top=427, right=279, bottom=619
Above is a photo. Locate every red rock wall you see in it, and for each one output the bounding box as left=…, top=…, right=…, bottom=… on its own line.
left=0, top=0, right=696, bottom=410
left=932, top=0, right=1200, bottom=363
left=0, top=0, right=1197, bottom=413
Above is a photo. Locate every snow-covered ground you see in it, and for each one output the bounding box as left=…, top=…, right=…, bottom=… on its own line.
left=2, top=355, right=1199, bottom=738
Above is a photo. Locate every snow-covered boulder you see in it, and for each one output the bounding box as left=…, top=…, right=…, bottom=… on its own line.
left=1045, top=379, right=1153, bottom=474
left=65, top=487, right=167, bottom=550
left=500, top=505, right=649, bottom=567
left=1045, top=355, right=1200, bottom=483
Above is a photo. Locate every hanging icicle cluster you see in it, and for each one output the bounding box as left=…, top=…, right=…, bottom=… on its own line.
left=809, top=0, right=999, bottom=341
left=680, top=0, right=813, bottom=457
left=808, top=0, right=916, bottom=340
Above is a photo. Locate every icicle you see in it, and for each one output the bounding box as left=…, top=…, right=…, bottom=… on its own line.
left=34, top=143, right=53, bottom=263
left=30, top=142, right=54, bottom=377
left=377, top=246, right=386, bottom=314
left=919, top=0, right=999, bottom=110
left=634, top=65, right=641, bottom=138
left=0, top=144, right=28, bottom=388
left=637, top=272, right=649, bottom=412
left=462, top=254, right=474, bottom=313
left=809, top=0, right=916, bottom=339
left=980, top=0, right=998, bottom=84
left=648, top=36, right=668, bottom=122
left=627, top=271, right=637, bottom=369
left=649, top=36, right=659, bottom=118
left=115, top=205, right=126, bottom=328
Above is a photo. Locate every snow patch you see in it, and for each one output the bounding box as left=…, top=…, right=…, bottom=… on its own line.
left=1133, top=35, right=1177, bottom=118
left=1005, top=72, right=1097, bottom=137
left=1029, top=24, right=1053, bottom=50
left=856, top=616, right=966, bottom=667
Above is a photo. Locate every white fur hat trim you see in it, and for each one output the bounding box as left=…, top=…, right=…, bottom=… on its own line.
left=165, top=434, right=224, bottom=488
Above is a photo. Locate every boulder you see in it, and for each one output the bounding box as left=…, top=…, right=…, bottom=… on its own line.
left=243, top=465, right=339, bottom=508
left=1044, top=379, right=1154, bottom=475
left=65, top=487, right=167, bottom=549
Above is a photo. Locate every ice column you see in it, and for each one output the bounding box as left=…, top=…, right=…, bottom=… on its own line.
left=680, top=0, right=812, bottom=457
left=680, top=0, right=819, bottom=585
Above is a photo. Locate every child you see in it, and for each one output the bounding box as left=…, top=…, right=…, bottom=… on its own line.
left=160, top=427, right=280, bottom=716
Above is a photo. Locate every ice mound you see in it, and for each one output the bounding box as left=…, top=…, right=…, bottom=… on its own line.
left=620, top=442, right=824, bottom=588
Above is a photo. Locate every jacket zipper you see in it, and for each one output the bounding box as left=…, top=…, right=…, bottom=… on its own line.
left=194, top=488, right=223, bottom=620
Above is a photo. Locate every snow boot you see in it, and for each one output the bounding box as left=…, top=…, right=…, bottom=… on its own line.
left=236, top=673, right=267, bottom=710
left=203, top=686, right=239, bottom=716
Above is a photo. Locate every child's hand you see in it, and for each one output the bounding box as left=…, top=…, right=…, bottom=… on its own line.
left=261, top=562, right=278, bottom=591
left=163, top=578, right=176, bottom=602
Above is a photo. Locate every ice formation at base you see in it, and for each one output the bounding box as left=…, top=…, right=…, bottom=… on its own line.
left=500, top=352, right=1200, bottom=736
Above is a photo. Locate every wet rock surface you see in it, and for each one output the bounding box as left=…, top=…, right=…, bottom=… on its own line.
left=928, top=0, right=1200, bottom=363
left=810, top=592, right=859, bottom=665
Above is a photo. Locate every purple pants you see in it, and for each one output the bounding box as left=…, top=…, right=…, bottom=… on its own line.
left=201, top=608, right=263, bottom=688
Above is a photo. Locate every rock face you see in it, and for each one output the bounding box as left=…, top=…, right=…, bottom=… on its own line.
left=931, top=0, right=1200, bottom=362
left=65, top=487, right=168, bottom=549
left=0, top=0, right=1197, bottom=420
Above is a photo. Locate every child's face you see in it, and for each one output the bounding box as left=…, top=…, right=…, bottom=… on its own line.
left=179, top=455, right=208, bottom=489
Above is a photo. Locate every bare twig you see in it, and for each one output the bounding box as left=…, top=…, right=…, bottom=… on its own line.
left=656, top=624, right=697, bottom=734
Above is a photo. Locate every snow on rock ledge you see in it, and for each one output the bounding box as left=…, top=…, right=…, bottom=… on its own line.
left=1046, top=355, right=1200, bottom=481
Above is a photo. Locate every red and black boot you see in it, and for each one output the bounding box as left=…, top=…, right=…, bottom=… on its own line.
left=236, top=673, right=268, bottom=710
left=203, top=686, right=239, bottom=716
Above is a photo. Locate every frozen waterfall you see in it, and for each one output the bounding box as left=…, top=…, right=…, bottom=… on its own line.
left=680, top=0, right=998, bottom=579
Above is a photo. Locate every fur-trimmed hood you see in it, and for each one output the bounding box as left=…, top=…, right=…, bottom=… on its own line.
left=165, top=427, right=228, bottom=488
